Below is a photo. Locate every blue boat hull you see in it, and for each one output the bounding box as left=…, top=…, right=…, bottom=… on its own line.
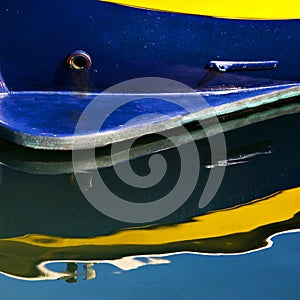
left=1, top=0, right=300, bottom=91
left=0, top=0, right=299, bottom=149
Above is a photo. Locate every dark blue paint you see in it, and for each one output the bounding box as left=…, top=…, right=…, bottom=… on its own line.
left=0, top=85, right=295, bottom=139
left=100, top=98, right=190, bottom=131
left=0, top=1, right=299, bottom=148
left=0, top=0, right=299, bottom=91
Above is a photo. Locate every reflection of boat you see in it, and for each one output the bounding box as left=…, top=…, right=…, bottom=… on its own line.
left=0, top=1, right=299, bottom=149
left=0, top=187, right=300, bottom=281
left=0, top=108, right=299, bottom=235
left=0, top=98, right=299, bottom=174
left=0, top=107, right=299, bottom=281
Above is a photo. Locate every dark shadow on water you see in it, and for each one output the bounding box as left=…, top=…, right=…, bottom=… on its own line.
left=0, top=105, right=300, bottom=281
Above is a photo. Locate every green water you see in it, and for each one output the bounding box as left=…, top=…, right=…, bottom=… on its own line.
left=0, top=110, right=299, bottom=299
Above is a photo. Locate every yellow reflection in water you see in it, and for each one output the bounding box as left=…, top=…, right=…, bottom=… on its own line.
left=0, top=186, right=300, bottom=280
left=8, top=187, right=300, bottom=247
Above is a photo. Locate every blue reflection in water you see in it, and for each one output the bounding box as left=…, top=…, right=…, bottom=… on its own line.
left=0, top=232, right=299, bottom=300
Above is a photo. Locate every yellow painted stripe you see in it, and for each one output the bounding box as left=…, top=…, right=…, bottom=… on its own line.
left=5, top=187, right=300, bottom=248
left=101, top=0, right=300, bottom=20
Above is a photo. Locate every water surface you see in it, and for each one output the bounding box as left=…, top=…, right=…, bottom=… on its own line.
left=0, top=108, right=299, bottom=299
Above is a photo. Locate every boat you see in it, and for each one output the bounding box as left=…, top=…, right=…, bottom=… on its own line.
left=0, top=0, right=299, bottom=150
